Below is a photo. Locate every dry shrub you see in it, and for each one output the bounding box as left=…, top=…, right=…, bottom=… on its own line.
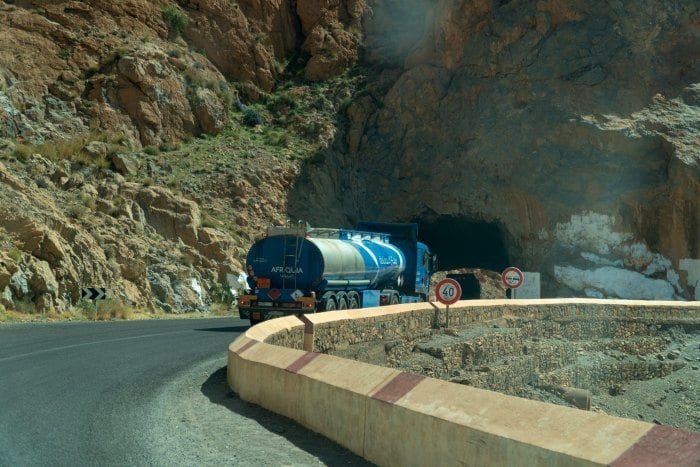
left=10, top=300, right=37, bottom=314
left=211, top=303, right=234, bottom=316
left=12, top=144, right=33, bottom=160
left=24, top=131, right=127, bottom=168
left=46, top=309, right=60, bottom=320
left=84, top=299, right=136, bottom=320
left=7, top=248, right=22, bottom=263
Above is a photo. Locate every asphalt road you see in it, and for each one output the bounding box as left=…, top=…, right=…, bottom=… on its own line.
left=0, top=317, right=369, bottom=466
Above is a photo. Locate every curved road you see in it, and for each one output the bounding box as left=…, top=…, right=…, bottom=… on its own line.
left=0, top=317, right=369, bottom=466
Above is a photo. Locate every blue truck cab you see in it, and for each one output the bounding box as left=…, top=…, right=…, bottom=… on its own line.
left=238, top=221, right=436, bottom=325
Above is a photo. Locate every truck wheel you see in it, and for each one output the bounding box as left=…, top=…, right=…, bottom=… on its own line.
left=337, top=297, right=348, bottom=309
left=390, top=294, right=400, bottom=305
left=347, top=294, right=360, bottom=309
left=322, top=296, right=337, bottom=311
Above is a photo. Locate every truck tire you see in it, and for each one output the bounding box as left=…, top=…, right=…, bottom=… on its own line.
left=347, top=293, right=360, bottom=309
left=390, top=294, right=400, bottom=305
left=337, top=297, right=348, bottom=309
left=322, top=296, right=337, bottom=311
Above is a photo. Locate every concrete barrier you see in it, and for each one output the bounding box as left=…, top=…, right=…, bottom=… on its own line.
left=228, top=299, right=700, bottom=466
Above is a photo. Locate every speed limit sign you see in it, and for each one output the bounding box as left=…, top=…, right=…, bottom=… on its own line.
left=435, top=278, right=462, bottom=305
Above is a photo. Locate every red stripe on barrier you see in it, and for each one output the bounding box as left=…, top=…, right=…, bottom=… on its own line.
left=611, top=425, right=700, bottom=467
left=372, top=372, right=426, bottom=404
left=298, top=314, right=314, bottom=334
left=234, top=340, right=258, bottom=355
left=286, top=352, right=321, bottom=373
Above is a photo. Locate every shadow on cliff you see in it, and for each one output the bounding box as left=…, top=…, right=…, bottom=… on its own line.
left=201, top=366, right=374, bottom=466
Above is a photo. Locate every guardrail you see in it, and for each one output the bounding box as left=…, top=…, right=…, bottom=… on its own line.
left=228, top=299, right=700, bottom=466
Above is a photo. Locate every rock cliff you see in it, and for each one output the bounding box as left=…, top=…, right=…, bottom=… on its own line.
left=0, top=0, right=698, bottom=313
left=289, top=0, right=700, bottom=299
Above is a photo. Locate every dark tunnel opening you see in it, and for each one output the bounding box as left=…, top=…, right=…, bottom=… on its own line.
left=416, top=216, right=510, bottom=272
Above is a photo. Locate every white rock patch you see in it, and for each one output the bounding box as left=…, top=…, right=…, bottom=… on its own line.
left=553, top=212, right=686, bottom=299
left=555, top=212, right=631, bottom=255
left=555, top=266, right=675, bottom=300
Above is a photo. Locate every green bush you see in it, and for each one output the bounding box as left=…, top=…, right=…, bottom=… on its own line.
left=7, top=248, right=22, bottom=263
left=159, top=142, right=179, bottom=152
left=35, top=176, right=50, bottom=189
left=12, top=144, right=32, bottom=161
left=67, top=204, right=87, bottom=219
left=161, top=5, right=188, bottom=39
left=201, top=215, right=218, bottom=228
left=243, top=108, right=263, bottom=127
left=144, top=145, right=160, bottom=155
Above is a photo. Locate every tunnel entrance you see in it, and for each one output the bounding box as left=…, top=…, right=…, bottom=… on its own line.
left=416, top=216, right=509, bottom=271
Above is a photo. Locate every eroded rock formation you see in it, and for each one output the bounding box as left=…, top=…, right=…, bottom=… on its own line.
left=0, top=159, right=239, bottom=312
left=0, top=0, right=367, bottom=145
left=0, top=0, right=697, bottom=309
left=289, top=0, right=700, bottom=299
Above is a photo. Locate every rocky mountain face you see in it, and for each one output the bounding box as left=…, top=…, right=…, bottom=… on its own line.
left=0, top=0, right=363, bottom=145
left=0, top=0, right=362, bottom=313
left=0, top=156, right=227, bottom=312
left=0, top=0, right=698, bottom=313
left=289, top=0, right=700, bottom=299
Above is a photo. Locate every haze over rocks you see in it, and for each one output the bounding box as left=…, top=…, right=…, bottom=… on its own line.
left=0, top=0, right=698, bottom=313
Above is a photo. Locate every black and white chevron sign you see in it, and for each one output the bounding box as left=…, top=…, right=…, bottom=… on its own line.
left=81, top=287, right=106, bottom=301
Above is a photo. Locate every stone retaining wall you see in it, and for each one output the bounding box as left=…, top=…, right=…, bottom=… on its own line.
left=228, top=299, right=700, bottom=466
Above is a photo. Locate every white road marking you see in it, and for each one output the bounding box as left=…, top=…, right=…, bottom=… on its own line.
left=0, top=329, right=193, bottom=363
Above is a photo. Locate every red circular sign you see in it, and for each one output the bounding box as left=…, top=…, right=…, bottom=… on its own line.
left=435, top=278, right=462, bottom=305
left=501, top=267, right=524, bottom=289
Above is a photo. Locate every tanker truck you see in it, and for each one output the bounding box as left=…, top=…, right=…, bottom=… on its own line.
left=238, top=221, right=436, bottom=325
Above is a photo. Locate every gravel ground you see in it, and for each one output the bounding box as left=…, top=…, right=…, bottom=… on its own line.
left=404, top=330, right=699, bottom=432
left=592, top=334, right=700, bottom=430
left=145, top=356, right=374, bottom=466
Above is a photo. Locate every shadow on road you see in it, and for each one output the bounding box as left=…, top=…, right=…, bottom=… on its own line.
left=201, top=366, right=374, bottom=466
left=194, top=326, right=249, bottom=333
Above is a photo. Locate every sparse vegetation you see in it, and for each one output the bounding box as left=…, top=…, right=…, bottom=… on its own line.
left=144, top=145, right=160, bottom=155
left=80, top=192, right=97, bottom=210
left=10, top=132, right=124, bottom=168
left=12, top=144, right=32, bottom=161
left=67, top=204, right=88, bottom=219
left=243, top=107, right=263, bottom=127
left=201, top=215, right=218, bottom=228
left=209, top=282, right=237, bottom=307
left=83, top=63, right=101, bottom=78
left=35, top=176, right=50, bottom=189
left=103, top=244, right=117, bottom=259
left=210, top=303, right=234, bottom=315
left=8, top=299, right=36, bottom=314
left=161, top=5, right=189, bottom=39
left=0, top=52, right=368, bottom=324
left=159, top=142, right=179, bottom=152
left=7, top=248, right=22, bottom=263
left=101, top=47, right=129, bottom=68
left=95, top=299, right=135, bottom=320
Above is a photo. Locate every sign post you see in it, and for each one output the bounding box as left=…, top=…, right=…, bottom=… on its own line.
left=435, top=278, right=461, bottom=328
left=501, top=267, right=524, bottom=299
left=82, top=287, right=107, bottom=320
